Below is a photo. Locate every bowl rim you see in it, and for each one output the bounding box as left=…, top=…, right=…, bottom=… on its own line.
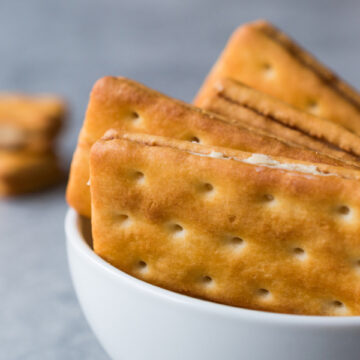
left=65, top=208, right=360, bottom=327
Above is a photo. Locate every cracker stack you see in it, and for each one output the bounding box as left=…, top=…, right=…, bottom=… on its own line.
left=196, top=78, right=360, bottom=165
left=67, top=21, right=360, bottom=316
left=66, top=77, right=357, bottom=218
left=0, top=94, right=65, bottom=195
left=194, top=20, right=360, bottom=135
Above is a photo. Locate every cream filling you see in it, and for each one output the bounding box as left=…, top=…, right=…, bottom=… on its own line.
left=190, top=151, right=336, bottom=177
left=242, top=154, right=330, bottom=176
left=190, top=150, right=228, bottom=159
left=0, top=125, right=26, bottom=149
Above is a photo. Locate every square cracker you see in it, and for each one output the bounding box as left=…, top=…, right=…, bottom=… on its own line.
left=197, top=78, right=360, bottom=164
left=66, top=76, right=353, bottom=218
left=0, top=150, right=62, bottom=196
left=90, top=132, right=360, bottom=315
left=0, top=93, right=66, bottom=152
left=194, top=20, right=360, bottom=135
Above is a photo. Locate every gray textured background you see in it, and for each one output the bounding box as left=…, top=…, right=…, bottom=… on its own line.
left=1, top=0, right=360, bottom=359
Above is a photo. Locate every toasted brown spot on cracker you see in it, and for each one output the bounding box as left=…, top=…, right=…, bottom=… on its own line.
left=133, top=170, right=144, bottom=183
left=129, top=111, right=142, bottom=125
left=117, top=214, right=129, bottom=222
left=201, top=275, right=213, bottom=286
left=330, top=300, right=347, bottom=314
left=338, top=205, right=350, bottom=215
left=115, top=214, right=132, bottom=228
left=257, top=288, right=271, bottom=299
left=228, top=236, right=245, bottom=250
left=332, top=300, right=343, bottom=307
left=262, top=62, right=275, bottom=78
left=201, top=182, right=214, bottom=192
left=189, top=136, right=200, bottom=143
left=167, top=223, right=185, bottom=238
left=228, top=215, right=236, bottom=223
left=136, top=260, right=148, bottom=273
left=307, top=100, right=319, bottom=115
left=263, top=193, right=274, bottom=202
left=293, top=247, right=306, bottom=260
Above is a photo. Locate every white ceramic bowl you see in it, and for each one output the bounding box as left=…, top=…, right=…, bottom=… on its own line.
left=65, top=208, right=360, bottom=360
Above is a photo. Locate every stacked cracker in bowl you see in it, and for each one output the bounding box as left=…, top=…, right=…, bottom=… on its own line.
left=67, top=20, right=360, bottom=316
left=0, top=94, right=65, bottom=195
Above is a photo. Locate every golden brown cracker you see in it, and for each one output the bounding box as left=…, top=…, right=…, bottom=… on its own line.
left=0, top=93, right=66, bottom=151
left=66, top=76, right=353, bottom=218
left=194, top=20, right=360, bottom=134
left=197, top=78, right=360, bottom=164
left=0, top=150, right=62, bottom=196
left=90, top=132, right=360, bottom=315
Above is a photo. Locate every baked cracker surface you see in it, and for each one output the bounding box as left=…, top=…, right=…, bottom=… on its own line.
left=194, top=20, right=360, bottom=135
left=197, top=78, right=360, bottom=165
left=66, top=76, right=353, bottom=217
left=90, top=132, right=360, bottom=316
left=0, top=93, right=66, bottom=152
left=0, top=150, right=62, bottom=195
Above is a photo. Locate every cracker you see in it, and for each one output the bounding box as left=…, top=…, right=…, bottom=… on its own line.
left=194, top=20, right=360, bottom=135
left=90, top=132, right=360, bottom=316
left=197, top=78, right=360, bottom=164
left=66, top=76, right=354, bottom=218
left=0, top=150, right=62, bottom=196
left=0, top=93, right=66, bottom=152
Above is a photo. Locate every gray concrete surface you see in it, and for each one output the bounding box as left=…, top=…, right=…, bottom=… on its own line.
left=1, top=0, right=360, bottom=358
